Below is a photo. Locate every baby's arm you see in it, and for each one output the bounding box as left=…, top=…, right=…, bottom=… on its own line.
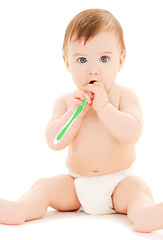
left=97, top=87, right=143, bottom=144
left=45, top=91, right=92, bottom=150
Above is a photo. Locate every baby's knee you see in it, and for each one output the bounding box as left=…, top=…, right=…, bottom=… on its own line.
left=31, top=177, right=52, bottom=191
left=112, top=176, right=153, bottom=214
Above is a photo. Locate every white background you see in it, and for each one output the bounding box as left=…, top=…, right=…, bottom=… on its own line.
left=0, top=0, right=163, bottom=239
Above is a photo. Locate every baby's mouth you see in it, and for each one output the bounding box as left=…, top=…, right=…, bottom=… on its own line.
left=89, top=80, right=97, bottom=84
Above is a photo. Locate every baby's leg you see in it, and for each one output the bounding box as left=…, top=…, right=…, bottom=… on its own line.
left=0, top=174, right=80, bottom=225
left=112, top=176, right=163, bottom=233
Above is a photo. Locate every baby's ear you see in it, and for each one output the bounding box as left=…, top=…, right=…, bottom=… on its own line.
left=118, top=49, right=126, bottom=71
left=63, top=55, right=70, bottom=72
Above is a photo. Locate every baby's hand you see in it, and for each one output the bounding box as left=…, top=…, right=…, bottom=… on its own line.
left=82, top=82, right=108, bottom=112
left=70, top=89, right=93, bottom=117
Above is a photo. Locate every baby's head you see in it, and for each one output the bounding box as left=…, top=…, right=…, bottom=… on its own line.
left=62, top=9, right=126, bottom=91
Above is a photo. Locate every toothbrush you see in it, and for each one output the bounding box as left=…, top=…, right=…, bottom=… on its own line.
left=53, top=99, right=87, bottom=144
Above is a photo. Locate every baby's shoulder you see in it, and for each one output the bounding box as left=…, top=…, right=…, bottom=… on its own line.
left=109, top=84, right=137, bottom=109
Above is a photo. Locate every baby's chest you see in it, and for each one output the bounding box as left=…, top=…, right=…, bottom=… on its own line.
left=75, top=110, right=114, bottom=146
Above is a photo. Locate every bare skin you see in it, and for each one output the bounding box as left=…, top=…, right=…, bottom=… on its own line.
left=64, top=84, right=138, bottom=176
left=0, top=31, right=163, bottom=233
left=0, top=175, right=80, bottom=224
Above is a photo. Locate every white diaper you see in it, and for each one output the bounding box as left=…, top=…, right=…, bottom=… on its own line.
left=69, top=165, right=135, bottom=215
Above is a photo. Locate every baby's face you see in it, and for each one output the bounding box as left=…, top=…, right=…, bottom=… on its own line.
left=64, top=31, right=125, bottom=91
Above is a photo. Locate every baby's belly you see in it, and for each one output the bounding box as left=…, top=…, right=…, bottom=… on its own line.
left=66, top=128, right=136, bottom=177
left=66, top=109, right=136, bottom=176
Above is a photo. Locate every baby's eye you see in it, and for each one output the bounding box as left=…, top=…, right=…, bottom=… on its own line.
left=78, top=57, right=87, bottom=63
left=100, top=56, right=109, bottom=62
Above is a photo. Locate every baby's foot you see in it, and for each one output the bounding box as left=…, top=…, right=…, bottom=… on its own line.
left=0, top=199, right=25, bottom=225
left=133, top=202, right=163, bottom=233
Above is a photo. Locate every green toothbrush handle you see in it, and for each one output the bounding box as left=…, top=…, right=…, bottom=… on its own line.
left=55, top=99, right=87, bottom=142
left=56, top=116, right=74, bottom=141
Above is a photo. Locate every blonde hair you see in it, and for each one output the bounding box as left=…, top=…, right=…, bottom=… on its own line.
left=62, top=8, right=126, bottom=56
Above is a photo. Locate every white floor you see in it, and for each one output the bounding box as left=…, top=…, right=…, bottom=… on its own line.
left=1, top=209, right=163, bottom=240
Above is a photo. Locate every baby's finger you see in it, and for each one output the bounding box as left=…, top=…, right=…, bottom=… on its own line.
left=83, top=92, right=92, bottom=104
left=73, top=92, right=85, bottom=101
left=82, top=84, right=100, bottom=96
left=93, top=81, right=105, bottom=88
left=85, top=91, right=94, bottom=99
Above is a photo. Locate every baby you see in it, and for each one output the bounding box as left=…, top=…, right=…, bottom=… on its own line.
left=0, top=8, right=163, bottom=233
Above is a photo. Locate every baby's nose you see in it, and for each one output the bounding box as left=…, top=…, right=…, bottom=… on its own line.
left=88, top=68, right=99, bottom=76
